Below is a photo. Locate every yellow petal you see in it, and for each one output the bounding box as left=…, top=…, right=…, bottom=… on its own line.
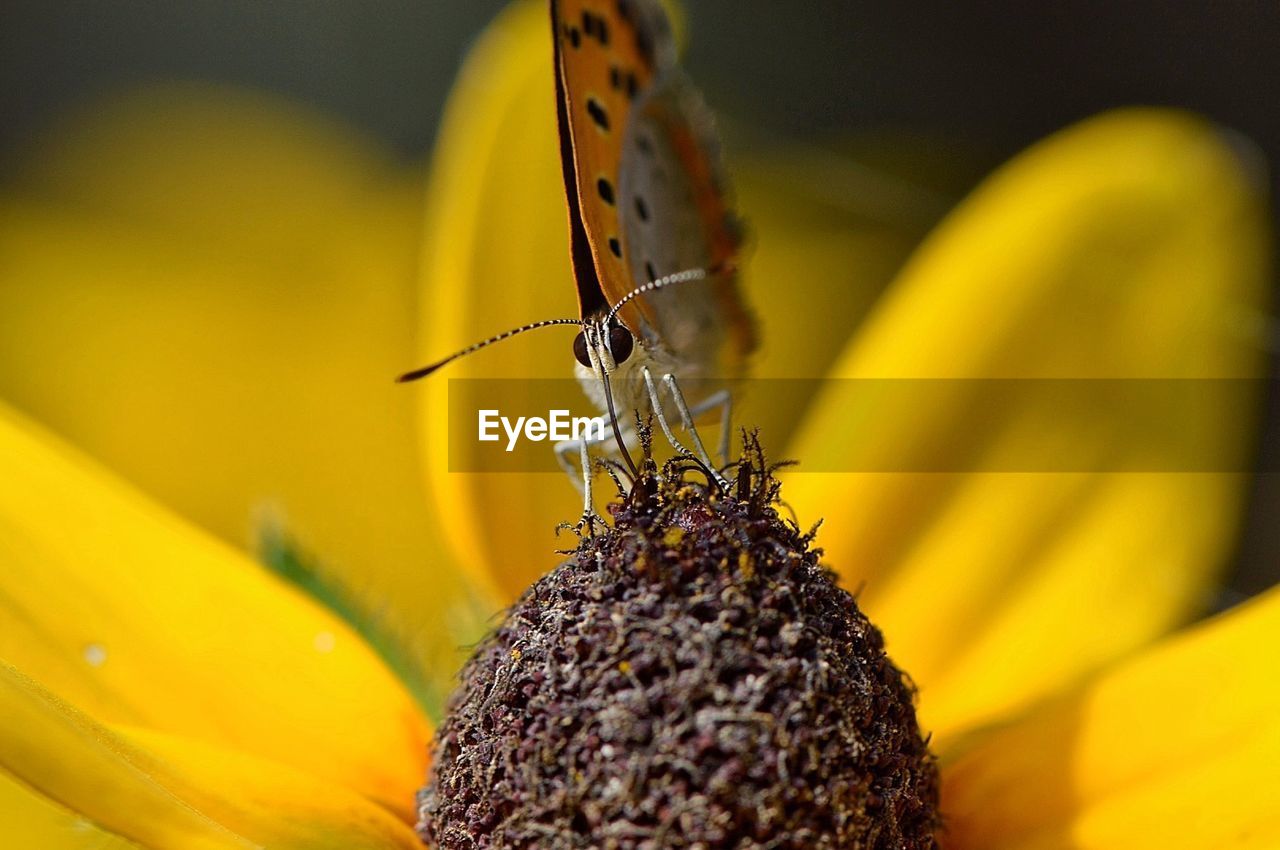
left=0, top=769, right=141, bottom=850
left=413, top=0, right=593, bottom=601
left=784, top=109, right=1269, bottom=737
left=0, top=660, right=420, bottom=849
left=0, top=402, right=429, bottom=820
left=0, top=83, right=490, bottom=693
left=733, top=147, right=939, bottom=445
left=943, top=583, right=1280, bottom=850
left=415, top=1, right=939, bottom=600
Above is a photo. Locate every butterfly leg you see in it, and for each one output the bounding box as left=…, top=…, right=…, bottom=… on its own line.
left=664, top=376, right=732, bottom=489
left=691, top=388, right=734, bottom=467
left=642, top=367, right=697, bottom=461
left=554, top=415, right=632, bottom=491
left=555, top=416, right=642, bottom=531
left=554, top=436, right=587, bottom=493
left=554, top=438, right=599, bottom=533
left=645, top=368, right=731, bottom=489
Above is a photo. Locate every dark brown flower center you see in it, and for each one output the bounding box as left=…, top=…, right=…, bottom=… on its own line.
left=418, top=440, right=940, bottom=849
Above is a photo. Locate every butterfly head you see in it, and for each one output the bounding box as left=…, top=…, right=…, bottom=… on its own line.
left=573, top=320, right=636, bottom=376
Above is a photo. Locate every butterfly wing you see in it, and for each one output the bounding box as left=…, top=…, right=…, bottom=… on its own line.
left=618, top=72, right=756, bottom=378
left=551, top=0, right=673, bottom=326
left=551, top=0, right=754, bottom=377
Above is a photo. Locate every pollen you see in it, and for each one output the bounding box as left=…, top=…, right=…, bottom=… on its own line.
left=418, top=437, right=940, bottom=849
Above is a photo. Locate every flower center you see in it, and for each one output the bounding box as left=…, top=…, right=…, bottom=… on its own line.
left=418, top=439, right=940, bottom=849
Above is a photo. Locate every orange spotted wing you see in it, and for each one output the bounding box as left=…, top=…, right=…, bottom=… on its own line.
left=550, top=0, right=755, bottom=373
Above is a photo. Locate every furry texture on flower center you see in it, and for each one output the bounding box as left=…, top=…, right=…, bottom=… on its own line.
left=418, top=440, right=940, bottom=849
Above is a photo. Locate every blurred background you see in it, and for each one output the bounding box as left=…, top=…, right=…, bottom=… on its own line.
left=4, top=1, right=1279, bottom=188
left=5, top=1, right=1279, bottom=179
left=1, top=1, right=1277, bottom=601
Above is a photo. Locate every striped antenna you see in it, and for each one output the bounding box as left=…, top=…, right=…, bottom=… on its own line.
left=603, top=263, right=733, bottom=327
left=397, top=317, right=582, bottom=383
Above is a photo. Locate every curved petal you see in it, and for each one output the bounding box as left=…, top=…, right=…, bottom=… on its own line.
left=0, top=769, right=142, bottom=850
left=414, top=1, right=936, bottom=600
left=734, top=148, right=938, bottom=447
left=0, top=402, right=430, bottom=820
left=414, top=0, right=579, bottom=602
left=784, top=109, right=1269, bottom=737
left=0, top=660, right=421, bottom=849
left=942, top=583, right=1280, bottom=850
left=0, top=83, right=489, bottom=692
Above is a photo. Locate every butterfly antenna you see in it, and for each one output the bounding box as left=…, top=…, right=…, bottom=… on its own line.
left=397, top=317, right=582, bottom=382
left=603, top=262, right=734, bottom=327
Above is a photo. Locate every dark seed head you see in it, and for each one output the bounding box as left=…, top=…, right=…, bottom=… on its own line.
left=418, top=438, right=940, bottom=849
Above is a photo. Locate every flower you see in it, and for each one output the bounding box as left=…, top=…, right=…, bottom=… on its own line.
left=0, top=0, right=1275, bottom=847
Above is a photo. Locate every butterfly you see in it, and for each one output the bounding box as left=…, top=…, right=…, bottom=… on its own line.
left=401, top=0, right=754, bottom=507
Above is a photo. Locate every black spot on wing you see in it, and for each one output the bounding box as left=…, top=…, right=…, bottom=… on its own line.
left=597, top=177, right=616, bottom=205
left=609, top=237, right=623, bottom=258
left=613, top=0, right=671, bottom=71
left=582, top=10, right=610, bottom=45
left=634, top=196, right=649, bottom=221
left=609, top=66, right=640, bottom=100
left=565, top=24, right=581, bottom=48
left=586, top=97, right=610, bottom=131
left=645, top=260, right=657, bottom=282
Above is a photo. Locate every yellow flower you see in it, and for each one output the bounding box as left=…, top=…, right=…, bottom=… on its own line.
left=0, top=1, right=1274, bottom=847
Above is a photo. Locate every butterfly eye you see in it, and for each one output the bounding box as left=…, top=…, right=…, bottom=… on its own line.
left=573, top=331, right=593, bottom=368
left=608, top=324, right=635, bottom=364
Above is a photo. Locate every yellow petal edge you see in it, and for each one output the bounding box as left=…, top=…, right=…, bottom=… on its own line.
left=944, top=582, right=1280, bottom=850
left=0, top=660, right=420, bottom=849
left=415, top=0, right=579, bottom=601
left=785, top=108, right=1269, bottom=738
left=0, top=82, right=483, bottom=700
left=0, top=401, right=429, bottom=821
